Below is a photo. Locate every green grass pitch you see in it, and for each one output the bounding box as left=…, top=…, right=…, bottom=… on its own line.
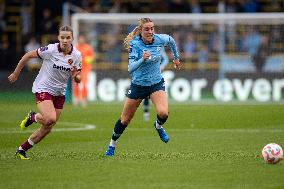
left=0, top=100, right=283, bottom=189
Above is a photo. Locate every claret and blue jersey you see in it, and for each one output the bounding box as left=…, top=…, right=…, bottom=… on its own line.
left=128, top=34, right=179, bottom=86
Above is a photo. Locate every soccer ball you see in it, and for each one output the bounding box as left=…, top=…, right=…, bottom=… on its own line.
left=261, top=143, right=283, bottom=164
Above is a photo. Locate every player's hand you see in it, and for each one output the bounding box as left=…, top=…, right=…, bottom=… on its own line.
left=143, top=51, right=151, bottom=61
left=8, top=72, right=19, bottom=83
left=74, top=74, right=81, bottom=83
left=173, top=59, right=182, bottom=70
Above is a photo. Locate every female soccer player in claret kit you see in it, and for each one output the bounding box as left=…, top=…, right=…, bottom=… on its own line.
left=8, top=25, right=82, bottom=160
left=105, top=18, right=182, bottom=156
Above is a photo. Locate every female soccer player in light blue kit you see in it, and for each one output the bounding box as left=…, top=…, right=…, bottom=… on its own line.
left=143, top=49, right=169, bottom=121
left=105, top=18, right=182, bottom=156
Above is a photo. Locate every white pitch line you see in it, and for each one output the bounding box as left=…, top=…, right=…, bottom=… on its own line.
left=1, top=121, right=284, bottom=134
left=0, top=122, right=96, bottom=134
left=53, top=124, right=95, bottom=132
left=127, top=128, right=284, bottom=133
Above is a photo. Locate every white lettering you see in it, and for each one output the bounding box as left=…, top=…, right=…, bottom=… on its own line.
left=252, top=78, right=271, bottom=102
left=117, top=79, right=131, bottom=101
left=86, top=74, right=284, bottom=102
left=233, top=79, right=252, bottom=101
left=213, top=79, right=233, bottom=101
left=97, top=79, right=116, bottom=102
left=192, top=79, right=207, bottom=101
left=273, top=79, right=284, bottom=101
left=170, top=78, right=190, bottom=102
left=87, top=71, right=96, bottom=101
left=162, top=70, right=175, bottom=94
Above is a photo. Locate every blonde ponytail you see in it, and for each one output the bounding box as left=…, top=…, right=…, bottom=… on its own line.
left=123, top=18, right=153, bottom=49
left=123, top=26, right=140, bottom=49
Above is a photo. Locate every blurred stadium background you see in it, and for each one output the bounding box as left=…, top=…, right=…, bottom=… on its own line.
left=1, top=0, right=284, bottom=103
left=1, top=1, right=284, bottom=189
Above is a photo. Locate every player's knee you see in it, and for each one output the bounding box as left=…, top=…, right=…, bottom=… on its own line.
left=44, top=116, right=56, bottom=126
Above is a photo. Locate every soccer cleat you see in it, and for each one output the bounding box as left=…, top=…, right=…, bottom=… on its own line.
left=154, top=123, right=169, bottom=143
left=20, top=111, right=36, bottom=130
left=105, top=146, right=115, bottom=156
left=15, top=149, right=29, bottom=160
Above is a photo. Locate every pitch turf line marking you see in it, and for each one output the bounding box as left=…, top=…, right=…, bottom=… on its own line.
left=1, top=122, right=284, bottom=133
left=0, top=122, right=96, bottom=134
left=127, top=128, right=284, bottom=133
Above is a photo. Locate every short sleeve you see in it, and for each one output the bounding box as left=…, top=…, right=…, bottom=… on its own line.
left=37, top=44, right=53, bottom=60
left=157, top=34, right=170, bottom=46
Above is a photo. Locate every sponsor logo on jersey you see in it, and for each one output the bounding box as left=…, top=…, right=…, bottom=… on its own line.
left=39, top=46, right=48, bottom=52
left=53, top=64, right=71, bottom=72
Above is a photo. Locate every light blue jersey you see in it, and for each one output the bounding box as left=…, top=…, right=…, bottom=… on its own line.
left=160, top=48, right=169, bottom=70
left=128, top=34, right=179, bottom=86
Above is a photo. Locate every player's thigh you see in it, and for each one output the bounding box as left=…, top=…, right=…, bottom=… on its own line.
left=36, top=100, right=57, bottom=120
left=150, top=90, right=168, bottom=114
left=121, top=97, right=142, bottom=121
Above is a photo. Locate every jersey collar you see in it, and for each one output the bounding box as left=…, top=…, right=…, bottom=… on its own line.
left=57, top=44, right=73, bottom=55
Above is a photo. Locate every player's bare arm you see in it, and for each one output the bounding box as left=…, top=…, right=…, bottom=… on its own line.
left=8, top=50, right=38, bottom=83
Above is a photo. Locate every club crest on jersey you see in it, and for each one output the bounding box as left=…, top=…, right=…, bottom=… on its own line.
left=157, top=46, right=161, bottom=52
left=68, top=59, right=73, bottom=65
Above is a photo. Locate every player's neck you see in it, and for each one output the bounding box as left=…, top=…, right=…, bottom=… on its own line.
left=63, top=48, right=70, bottom=55
left=140, top=35, right=154, bottom=45
left=59, top=45, right=72, bottom=55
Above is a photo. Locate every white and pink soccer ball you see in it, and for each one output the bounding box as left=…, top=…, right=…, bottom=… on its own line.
left=262, top=143, right=283, bottom=164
